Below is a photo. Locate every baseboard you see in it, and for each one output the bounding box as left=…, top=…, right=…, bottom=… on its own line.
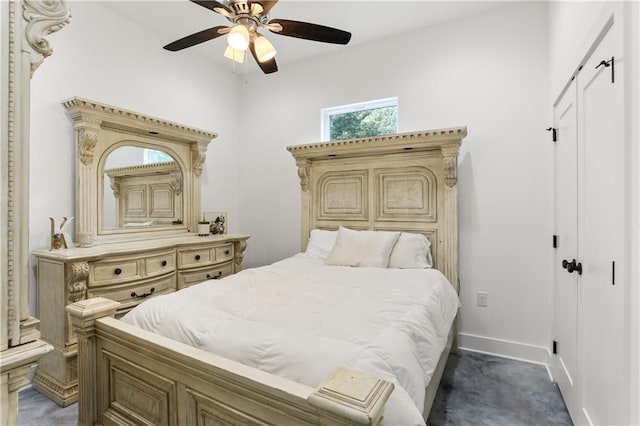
left=458, top=332, right=554, bottom=379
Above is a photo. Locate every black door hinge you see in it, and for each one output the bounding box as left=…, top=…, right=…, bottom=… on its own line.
left=553, top=235, right=558, bottom=248
left=553, top=340, right=558, bottom=355
left=546, top=127, right=557, bottom=142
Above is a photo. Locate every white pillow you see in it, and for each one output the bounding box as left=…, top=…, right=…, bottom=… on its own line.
left=388, top=232, right=433, bottom=269
left=325, top=227, right=400, bottom=268
left=305, top=229, right=338, bottom=259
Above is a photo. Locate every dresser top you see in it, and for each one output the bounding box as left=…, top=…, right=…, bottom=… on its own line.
left=33, top=234, right=250, bottom=262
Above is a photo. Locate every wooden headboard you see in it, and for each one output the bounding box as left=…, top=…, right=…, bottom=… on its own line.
left=287, top=127, right=467, bottom=291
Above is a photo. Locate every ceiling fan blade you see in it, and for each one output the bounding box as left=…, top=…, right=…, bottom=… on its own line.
left=250, top=0, right=278, bottom=15
left=268, top=19, right=351, bottom=45
left=163, top=26, right=229, bottom=52
left=249, top=41, right=278, bottom=74
left=190, top=0, right=233, bottom=16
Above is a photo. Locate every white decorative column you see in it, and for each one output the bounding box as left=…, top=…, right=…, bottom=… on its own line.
left=0, top=1, right=69, bottom=424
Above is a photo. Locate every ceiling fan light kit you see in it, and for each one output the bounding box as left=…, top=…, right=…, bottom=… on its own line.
left=253, top=34, right=276, bottom=62
left=228, top=23, right=250, bottom=51
left=224, top=45, right=245, bottom=63
left=163, top=0, right=352, bottom=74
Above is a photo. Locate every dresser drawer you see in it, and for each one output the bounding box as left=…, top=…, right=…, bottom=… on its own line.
left=177, top=262, right=234, bottom=290
left=177, top=247, right=214, bottom=268
left=91, top=259, right=142, bottom=286
left=215, top=244, right=234, bottom=263
left=87, top=273, right=176, bottom=316
left=145, top=250, right=176, bottom=277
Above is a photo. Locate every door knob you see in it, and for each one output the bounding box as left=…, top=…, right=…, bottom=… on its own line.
left=562, top=259, right=582, bottom=275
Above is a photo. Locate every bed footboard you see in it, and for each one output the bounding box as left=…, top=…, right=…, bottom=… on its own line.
left=67, top=297, right=394, bottom=426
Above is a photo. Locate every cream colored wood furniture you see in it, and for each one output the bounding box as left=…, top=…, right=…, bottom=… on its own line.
left=63, top=96, right=214, bottom=243
left=0, top=2, right=69, bottom=425
left=67, top=128, right=465, bottom=425
left=105, top=161, right=183, bottom=228
left=32, top=97, right=251, bottom=406
left=289, top=128, right=466, bottom=418
left=32, top=234, right=248, bottom=406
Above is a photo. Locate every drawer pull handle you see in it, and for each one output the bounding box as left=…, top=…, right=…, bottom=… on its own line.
left=114, top=268, right=122, bottom=275
left=131, top=287, right=155, bottom=299
left=224, top=250, right=230, bottom=255
left=195, top=255, right=201, bottom=261
left=161, top=260, right=167, bottom=267
left=206, top=272, right=223, bottom=280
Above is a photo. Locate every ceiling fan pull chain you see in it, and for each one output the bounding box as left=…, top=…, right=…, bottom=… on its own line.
left=244, top=50, right=249, bottom=84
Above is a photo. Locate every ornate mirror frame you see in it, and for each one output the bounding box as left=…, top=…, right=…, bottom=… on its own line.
left=62, top=97, right=216, bottom=244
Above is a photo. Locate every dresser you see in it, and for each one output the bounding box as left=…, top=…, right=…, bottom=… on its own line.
left=32, top=234, right=249, bottom=406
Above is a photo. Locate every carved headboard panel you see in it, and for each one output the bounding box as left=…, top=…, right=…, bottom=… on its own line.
left=287, top=127, right=467, bottom=290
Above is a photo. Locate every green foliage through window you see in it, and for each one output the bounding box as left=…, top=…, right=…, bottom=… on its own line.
left=322, top=97, right=398, bottom=142
left=330, top=106, right=397, bottom=141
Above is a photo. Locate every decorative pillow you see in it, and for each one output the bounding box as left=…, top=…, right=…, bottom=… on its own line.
left=305, top=229, right=338, bottom=259
left=388, top=232, right=433, bottom=269
left=325, top=227, right=400, bottom=268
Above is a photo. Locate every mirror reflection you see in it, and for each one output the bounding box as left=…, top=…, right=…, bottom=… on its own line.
left=102, top=147, right=183, bottom=231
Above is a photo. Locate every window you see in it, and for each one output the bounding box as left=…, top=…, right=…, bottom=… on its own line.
left=321, top=97, right=398, bottom=141
left=143, top=148, right=173, bottom=164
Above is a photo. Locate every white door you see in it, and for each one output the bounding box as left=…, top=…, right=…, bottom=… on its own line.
left=577, top=19, right=627, bottom=426
left=552, top=79, right=581, bottom=423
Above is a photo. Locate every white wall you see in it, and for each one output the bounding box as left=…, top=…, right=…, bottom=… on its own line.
left=28, top=1, right=242, bottom=316
left=238, top=2, right=551, bottom=360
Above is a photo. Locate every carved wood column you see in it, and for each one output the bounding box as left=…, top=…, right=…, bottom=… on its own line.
left=67, top=298, right=120, bottom=426
left=1, top=0, right=68, bottom=424
left=296, top=159, right=312, bottom=250
left=191, top=141, right=208, bottom=231
left=441, top=142, right=461, bottom=353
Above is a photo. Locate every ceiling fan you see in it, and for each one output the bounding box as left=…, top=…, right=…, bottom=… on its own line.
left=163, top=0, right=352, bottom=74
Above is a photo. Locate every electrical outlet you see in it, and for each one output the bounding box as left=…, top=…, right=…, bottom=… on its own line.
left=477, top=291, right=488, bottom=307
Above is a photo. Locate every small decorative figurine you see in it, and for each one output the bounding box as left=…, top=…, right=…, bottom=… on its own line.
left=210, top=215, right=226, bottom=235
left=49, top=217, right=73, bottom=250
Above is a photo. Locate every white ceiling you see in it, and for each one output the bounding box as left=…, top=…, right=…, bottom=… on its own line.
left=100, top=0, right=509, bottom=69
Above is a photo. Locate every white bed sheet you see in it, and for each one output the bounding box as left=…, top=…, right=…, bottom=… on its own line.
left=122, top=254, right=460, bottom=426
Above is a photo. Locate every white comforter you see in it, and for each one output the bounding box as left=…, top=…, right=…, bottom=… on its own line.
left=122, top=254, right=460, bottom=425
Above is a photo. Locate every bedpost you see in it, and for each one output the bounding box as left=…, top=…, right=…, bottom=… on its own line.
left=309, top=369, right=394, bottom=425
left=441, top=141, right=462, bottom=354
left=66, top=298, right=120, bottom=426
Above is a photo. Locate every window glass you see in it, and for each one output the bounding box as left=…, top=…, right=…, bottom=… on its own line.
left=143, top=148, right=173, bottom=164
left=321, top=97, right=398, bottom=141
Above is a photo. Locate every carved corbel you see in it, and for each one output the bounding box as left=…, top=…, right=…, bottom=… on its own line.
left=66, top=262, right=89, bottom=303
left=170, top=172, right=183, bottom=196
left=109, top=180, right=120, bottom=198
left=23, top=0, right=71, bottom=75
left=296, top=160, right=310, bottom=192
left=78, top=129, right=98, bottom=166
left=192, top=142, right=208, bottom=177
left=441, top=144, right=461, bottom=188
left=234, top=239, right=248, bottom=271
left=443, top=156, right=457, bottom=187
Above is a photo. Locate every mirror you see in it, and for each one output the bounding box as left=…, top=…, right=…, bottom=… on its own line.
left=64, top=96, right=216, bottom=244
left=102, top=147, right=183, bottom=231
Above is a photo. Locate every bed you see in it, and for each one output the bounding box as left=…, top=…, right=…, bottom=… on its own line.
left=67, top=127, right=467, bottom=425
